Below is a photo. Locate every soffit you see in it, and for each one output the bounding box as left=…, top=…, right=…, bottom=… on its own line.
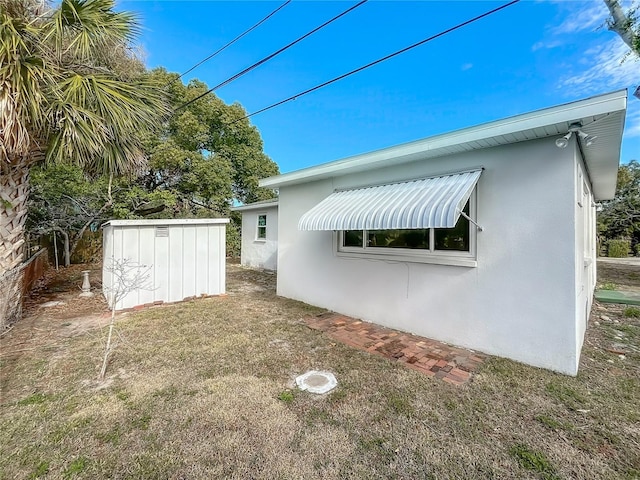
left=260, top=90, right=627, bottom=201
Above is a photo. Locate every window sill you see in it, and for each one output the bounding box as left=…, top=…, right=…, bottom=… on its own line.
left=254, top=239, right=267, bottom=243
left=336, top=250, right=477, bottom=267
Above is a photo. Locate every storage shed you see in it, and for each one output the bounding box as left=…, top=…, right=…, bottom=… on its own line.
left=259, top=90, right=628, bottom=375
left=231, top=198, right=278, bottom=271
left=102, top=218, right=229, bottom=310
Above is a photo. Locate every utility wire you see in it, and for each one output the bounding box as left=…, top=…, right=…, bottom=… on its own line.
left=166, top=1, right=291, bottom=88
left=174, top=0, right=368, bottom=113
left=233, top=0, right=520, bottom=123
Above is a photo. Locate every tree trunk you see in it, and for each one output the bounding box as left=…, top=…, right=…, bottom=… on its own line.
left=53, top=228, right=71, bottom=267
left=603, top=0, right=639, bottom=54
left=61, top=230, right=70, bottom=267
left=0, top=161, right=30, bottom=275
left=0, top=160, right=30, bottom=328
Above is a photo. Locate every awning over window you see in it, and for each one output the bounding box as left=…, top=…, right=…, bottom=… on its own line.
left=298, top=169, right=482, bottom=231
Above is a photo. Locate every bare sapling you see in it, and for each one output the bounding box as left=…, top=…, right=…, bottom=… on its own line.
left=100, top=258, right=153, bottom=381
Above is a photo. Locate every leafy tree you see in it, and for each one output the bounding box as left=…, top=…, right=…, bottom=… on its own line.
left=28, top=164, right=114, bottom=266
left=129, top=69, right=279, bottom=256
left=603, top=0, right=640, bottom=56
left=138, top=69, right=279, bottom=219
left=0, top=0, right=166, bottom=280
left=598, top=160, right=640, bottom=252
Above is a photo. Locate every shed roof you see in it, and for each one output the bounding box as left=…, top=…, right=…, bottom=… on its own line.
left=260, top=90, right=627, bottom=200
left=103, top=218, right=229, bottom=227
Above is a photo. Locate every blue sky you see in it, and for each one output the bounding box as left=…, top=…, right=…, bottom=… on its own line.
left=118, top=0, right=640, bottom=174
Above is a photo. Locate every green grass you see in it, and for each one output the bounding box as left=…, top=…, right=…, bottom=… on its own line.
left=131, top=413, right=152, bottom=430
left=545, top=381, right=587, bottom=411
left=535, top=414, right=574, bottom=432
left=277, top=390, right=295, bottom=403
left=1, top=263, right=639, bottom=479
left=386, top=391, right=415, bottom=417
left=29, top=461, right=49, bottom=479
left=17, top=392, right=48, bottom=406
left=509, top=444, right=560, bottom=480
left=63, top=457, right=88, bottom=478
left=599, top=282, right=617, bottom=290
left=623, top=306, right=640, bottom=318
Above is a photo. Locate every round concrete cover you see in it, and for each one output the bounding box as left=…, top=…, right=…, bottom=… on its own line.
left=295, top=370, right=338, bottom=394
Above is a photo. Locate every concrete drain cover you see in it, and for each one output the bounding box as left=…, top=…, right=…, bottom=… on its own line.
left=39, top=301, right=66, bottom=308
left=295, top=370, right=337, bottom=394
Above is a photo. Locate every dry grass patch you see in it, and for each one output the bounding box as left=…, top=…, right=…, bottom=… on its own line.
left=1, top=262, right=639, bottom=479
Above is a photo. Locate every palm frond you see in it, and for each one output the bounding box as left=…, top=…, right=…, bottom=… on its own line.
left=44, top=70, right=167, bottom=175
left=45, top=100, right=108, bottom=165
left=2, top=0, right=165, bottom=178
left=45, top=0, right=138, bottom=60
left=0, top=2, right=49, bottom=161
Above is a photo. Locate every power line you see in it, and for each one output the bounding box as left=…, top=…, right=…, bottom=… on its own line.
left=166, top=1, right=291, bottom=88
left=174, top=0, right=368, bottom=113
left=234, top=0, right=520, bottom=123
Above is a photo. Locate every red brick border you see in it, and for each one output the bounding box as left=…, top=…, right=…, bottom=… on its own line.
left=305, top=312, right=485, bottom=385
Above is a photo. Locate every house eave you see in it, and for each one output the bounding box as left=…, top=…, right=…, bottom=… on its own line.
left=230, top=199, right=279, bottom=212
left=259, top=90, right=627, bottom=200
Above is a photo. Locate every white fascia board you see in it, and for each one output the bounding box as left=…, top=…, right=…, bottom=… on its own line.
left=260, top=90, right=627, bottom=189
left=230, top=200, right=279, bottom=212
left=103, top=218, right=230, bottom=227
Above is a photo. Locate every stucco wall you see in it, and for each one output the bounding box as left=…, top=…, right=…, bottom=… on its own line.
left=574, top=152, right=597, bottom=373
left=277, top=137, right=584, bottom=374
left=240, top=206, right=278, bottom=271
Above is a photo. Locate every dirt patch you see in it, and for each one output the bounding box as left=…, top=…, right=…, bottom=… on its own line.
left=1, top=264, right=112, bottom=403
left=226, top=264, right=277, bottom=295
left=598, top=259, right=640, bottom=293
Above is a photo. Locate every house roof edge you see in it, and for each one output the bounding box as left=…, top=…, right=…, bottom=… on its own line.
left=260, top=90, right=628, bottom=192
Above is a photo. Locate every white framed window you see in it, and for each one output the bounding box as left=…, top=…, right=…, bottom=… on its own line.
left=256, top=214, right=267, bottom=240
left=336, top=195, right=477, bottom=267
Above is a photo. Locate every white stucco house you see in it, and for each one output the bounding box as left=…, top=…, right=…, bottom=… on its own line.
left=231, top=198, right=279, bottom=271
left=259, top=90, right=627, bottom=375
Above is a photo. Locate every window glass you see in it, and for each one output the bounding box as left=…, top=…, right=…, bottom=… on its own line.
left=434, top=202, right=469, bottom=251
left=257, top=214, right=267, bottom=239
left=368, top=229, right=429, bottom=249
left=343, top=230, right=363, bottom=247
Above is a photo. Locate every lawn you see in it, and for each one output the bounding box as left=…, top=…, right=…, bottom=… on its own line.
left=0, top=262, right=638, bottom=479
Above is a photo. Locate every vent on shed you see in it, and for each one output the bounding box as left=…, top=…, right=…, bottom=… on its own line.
left=155, top=226, right=169, bottom=237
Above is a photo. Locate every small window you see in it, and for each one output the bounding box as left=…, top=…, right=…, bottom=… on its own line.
left=256, top=214, right=267, bottom=240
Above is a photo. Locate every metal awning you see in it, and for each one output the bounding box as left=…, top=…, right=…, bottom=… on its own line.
left=298, top=169, right=482, bottom=231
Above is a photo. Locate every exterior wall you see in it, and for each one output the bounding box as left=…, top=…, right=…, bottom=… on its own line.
left=102, top=222, right=226, bottom=309
left=277, top=137, right=583, bottom=374
left=240, top=206, right=278, bottom=271
left=240, top=205, right=278, bottom=270
left=574, top=152, right=598, bottom=373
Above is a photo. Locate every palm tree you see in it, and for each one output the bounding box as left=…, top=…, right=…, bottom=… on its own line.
left=0, top=0, right=167, bottom=326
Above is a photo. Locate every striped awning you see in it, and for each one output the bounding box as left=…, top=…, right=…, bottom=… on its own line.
left=298, top=170, right=482, bottom=231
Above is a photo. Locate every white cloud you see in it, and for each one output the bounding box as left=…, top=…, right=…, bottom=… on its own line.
left=531, top=40, right=563, bottom=51
left=461, top=63, right=473, bottom=71
left=625, top=104, right=640, bottom=139
left=558, top=39, right=639, bottom=96
left=551, top=2, right=608, bottom=35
